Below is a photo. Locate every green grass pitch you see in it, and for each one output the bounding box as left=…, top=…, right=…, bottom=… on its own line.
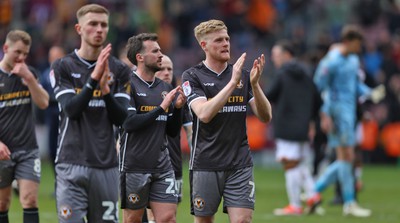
left=8, top=161, right=400, bottom=222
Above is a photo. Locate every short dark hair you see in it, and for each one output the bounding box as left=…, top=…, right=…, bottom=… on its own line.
left=126, top=33, right=158, bottom=65
left=341, top=25, right=363, bottom=41
left=275, top=40, right=295, bottom=56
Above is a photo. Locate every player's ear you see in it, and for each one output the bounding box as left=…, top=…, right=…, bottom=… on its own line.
left=200, top=41, right=207, bottom=51
left=136, top=53, right=143, bottom=63
left=75, top=24, right=81, bottom=35
left=3, top=44, right=8, bottom=53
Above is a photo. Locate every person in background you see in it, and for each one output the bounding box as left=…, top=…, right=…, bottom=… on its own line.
left=141, top=54, right=192, bottom=223
left=266, top=40, right=322, bottom=216
left=307, top=24, right=384, bottom=217
left=41, top=46, right=65, bottom=169
left=0, top=29, right=49, bottom=223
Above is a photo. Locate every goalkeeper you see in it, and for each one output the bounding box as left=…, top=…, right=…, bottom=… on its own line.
left=306, top=24, right=384, bottom=217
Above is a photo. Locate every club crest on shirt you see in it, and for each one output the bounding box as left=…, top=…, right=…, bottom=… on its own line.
left=193, top=197, right=205, bottom=211
left=107, top=72, right=115, bottom=85
left=182, top=81, right=191, bottom=96
left=236, top=80, right=243, bottom=89
left=161, top=91, right=168, bottom=99
left=59, top=204, right=72, bottom=219
left=50, top=69, right=56, bottom=88
left=128, top=193, right=140, bottom=204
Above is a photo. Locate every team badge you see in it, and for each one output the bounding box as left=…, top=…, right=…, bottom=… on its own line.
left=128, top=193, right=140, bottom=204
left=236, top=80, right=243, bottom=89
left=59, top=205, right=72, bottom=219
left=193, top=197, right=205, bottom=211
left=50, top=69, right=56, bottom=88
left=161, top=91, right=168, bottom=99
left=107, top=72, right=115, bottom=85
left=182, top=81, right=192, bottom=96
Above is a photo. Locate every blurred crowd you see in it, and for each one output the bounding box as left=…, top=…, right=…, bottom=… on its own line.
left=1, top=0, right=400, bottom=162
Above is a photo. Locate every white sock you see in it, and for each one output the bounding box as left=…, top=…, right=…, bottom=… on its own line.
left=300, top=164, right=316, bottom=198
left=285, top=166, right=302, bottom=207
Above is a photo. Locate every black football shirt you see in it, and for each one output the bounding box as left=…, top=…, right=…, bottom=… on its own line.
left=119, top=73, right=174, bottom=173
left=51, top=50, right=131, bottom=168
left=182, top=62, right=254, bottom=171
left=0, top=67, right=39, bottom=151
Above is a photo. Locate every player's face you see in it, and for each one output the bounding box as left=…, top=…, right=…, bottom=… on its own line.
left=347, top=39, right=362, bottom=54
left=76, top=12, right=109, bottom=48
left=141, top=40, right=163, bottom=73
left=271, top=45, right=285, bottom=68
left=3, top=40, right=30, bottom=68
left=155, top=57, right=173, bottom=84
left=203, top=29, right=230, bottom=63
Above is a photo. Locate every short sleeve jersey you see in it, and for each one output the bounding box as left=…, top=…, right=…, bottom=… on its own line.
left=0, top=67, right=38, bottom=151
left=119, top=73, right=174, bottom=173
left=51, top=50, right=131, bottom=168
left=182, top=62, right=253, bottom=171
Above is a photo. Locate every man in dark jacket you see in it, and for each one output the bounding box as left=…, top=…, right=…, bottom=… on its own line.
left=266, top=40, right=322, bottom=216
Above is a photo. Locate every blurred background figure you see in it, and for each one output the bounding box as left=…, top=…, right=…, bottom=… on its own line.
left=266, top=40, right=322, bottom=216
left=41, top=46, right=65, bottom=170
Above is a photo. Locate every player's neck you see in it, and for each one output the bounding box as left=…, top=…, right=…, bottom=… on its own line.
left=136, top=67, right=155, bottom=82
left=203, top=59, right=227, bottom=74
left=77, top=45, right=102, bottom=61
left=0, top=59, right=12, bottom=73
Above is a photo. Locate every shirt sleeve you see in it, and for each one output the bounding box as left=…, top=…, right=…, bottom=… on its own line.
left=182, top=69, right=207, bottom=109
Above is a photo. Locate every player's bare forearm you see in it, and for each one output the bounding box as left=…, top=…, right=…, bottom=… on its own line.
left=191, top=81, right=237, bottom=123
left=251, top=83, right=272, bottom=123
left=27, top=80, right=49, bottom=109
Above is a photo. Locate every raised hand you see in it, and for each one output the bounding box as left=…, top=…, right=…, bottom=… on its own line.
left=91, top=43, right=112, bottom=81
left=160, top=86, right=183, bottom=111
left=231, top=53, right=246, bottom=85
left=174, top=86, right=186, bottom=109
left=250, top=54, right=265, bottom=86
left=99, top=59, right=111, bottom=95
left=11, top=62, right=34, bottom=85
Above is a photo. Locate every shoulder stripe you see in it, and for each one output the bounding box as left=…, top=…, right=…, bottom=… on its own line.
left=55, top=89, right=76, bottom=99
left=115, top=93, right=130, bottom=100
left=188, top=96, right=207, bottom=109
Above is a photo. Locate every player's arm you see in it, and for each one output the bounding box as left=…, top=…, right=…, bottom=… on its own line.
left=56, top=45, right=111, bottom=119
left=99, top=59, right=129, bottom=126
left=12, top=63, right=49, bottom=109
left=166, top=108, right=182, bottom=137
left=249, top=54, right=272, bottom=123
left=190, top=53, right=247, bottom=123
left=103, top=94, right=129, bottom=126
left=0, top=140, right=11, bottom=160
left=122, top=107, right=165, bottom=132
left=123, top=86, right=181, bottom=132
left=313, top=59, right=332, bottom=93
left=57, top=78, right=98, bottom=119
